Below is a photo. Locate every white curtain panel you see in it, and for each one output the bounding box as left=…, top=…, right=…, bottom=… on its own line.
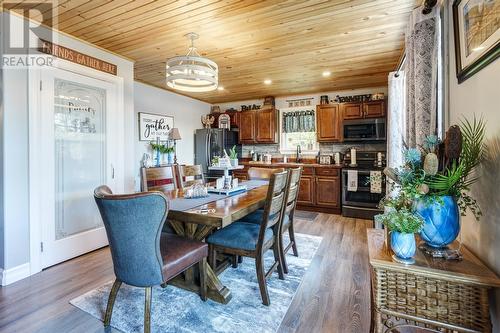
left=387, top=71, right=406, bottom=169
left=405, top=5, right=442, bottom=147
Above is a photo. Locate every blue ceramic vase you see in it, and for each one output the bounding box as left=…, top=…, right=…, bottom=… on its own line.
left=390, top=231, right=416, bottom=259
left=167, top=152, right=174, bottom=165
left=414, top=195, right=460, bottom=248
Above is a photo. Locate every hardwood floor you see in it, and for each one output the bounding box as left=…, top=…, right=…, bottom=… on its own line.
left=0, top=213, right=373, bottom=333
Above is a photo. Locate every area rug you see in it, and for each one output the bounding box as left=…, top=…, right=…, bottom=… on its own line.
left=70, top=233, right=322, bottom=333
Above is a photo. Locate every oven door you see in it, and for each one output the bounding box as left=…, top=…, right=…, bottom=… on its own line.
left=343, top=118, right=386, bottom=142
left=342, top=169, right=385, bottom=208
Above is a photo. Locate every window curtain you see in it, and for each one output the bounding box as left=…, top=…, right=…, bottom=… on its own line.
left=387, top=71, right=406, bottom=169
left=405, top=5, right=442, bottom=147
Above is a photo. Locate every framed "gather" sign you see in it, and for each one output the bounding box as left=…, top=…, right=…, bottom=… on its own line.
left=138, top=112, right=174, bottom=141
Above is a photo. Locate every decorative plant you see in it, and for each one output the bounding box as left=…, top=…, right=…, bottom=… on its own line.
left=426, top=116, right=486, bottom=220
left=229, top=145, right=238, bottom=159
left=211, top=155, right=220, bottom=166
left=150, top=142, right=164, bottom=153
left=160, top=145, right=174, bottom=154
left=383, top=115, right=486, bottom=221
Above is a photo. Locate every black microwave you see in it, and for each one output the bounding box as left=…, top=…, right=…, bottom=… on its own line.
left=343, top=118, right=386, bottom=142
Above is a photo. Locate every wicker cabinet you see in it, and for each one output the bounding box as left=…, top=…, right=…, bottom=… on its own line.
left=367, top=229, right=500, bottom=333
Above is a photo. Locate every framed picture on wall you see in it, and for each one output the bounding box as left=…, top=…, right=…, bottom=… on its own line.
left=453, top=0, right=500, bottom=83
left=138, top=112, right=174, bottom=141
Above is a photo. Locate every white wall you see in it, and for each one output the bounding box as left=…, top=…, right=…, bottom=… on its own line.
left=0, top=13, right=134, bottom=278
left=134, top=82, right=210, bottom=189
left=446, top=2, right=500, bottom=330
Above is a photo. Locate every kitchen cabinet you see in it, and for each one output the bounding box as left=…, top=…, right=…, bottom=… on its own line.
left=256, top=108, right=277, bottom=143
left=316, top=104, right=342, bottom=142
left=297, top=176, right=315, bottom=205
left=238, top=110, right=257, bottom=143
left=341, top=100, right=385, bottom=119
left=238, top=108, right=277, bottom=144
left=315, top=177, right=340, bottom=208
left=363, top=100, right=385, bottom=118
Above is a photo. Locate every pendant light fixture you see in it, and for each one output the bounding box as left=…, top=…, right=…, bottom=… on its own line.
left=166, top=32, right=218, bottom=92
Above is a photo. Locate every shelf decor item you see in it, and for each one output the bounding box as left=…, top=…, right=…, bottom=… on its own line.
left=229, top=145, right=238, bottom=167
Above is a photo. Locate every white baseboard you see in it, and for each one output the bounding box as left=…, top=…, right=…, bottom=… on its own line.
left=1, top=263, right=31, bottom=286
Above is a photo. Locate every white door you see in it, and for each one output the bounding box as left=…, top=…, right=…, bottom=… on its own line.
left=35, top=67, right=123, bottom=268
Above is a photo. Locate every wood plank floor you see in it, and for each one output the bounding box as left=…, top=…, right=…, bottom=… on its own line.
left=0, top=213, right=373, bottom=333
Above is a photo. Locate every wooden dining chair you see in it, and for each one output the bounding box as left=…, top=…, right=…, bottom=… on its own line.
left=206, top=170, right=289, bottom=306
left=248, top=167, right=285, bottom=180
left=94, top=186, right=208, bottom=333
left=140, top=166, right=178, bottom=192
left=178, top=164, right=205, bottom=188
left=238, top=167, right=302, bottom=274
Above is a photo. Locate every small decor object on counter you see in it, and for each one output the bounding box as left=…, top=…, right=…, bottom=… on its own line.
left=229, top=145, right=238, bottom=166
left=218, top=113, right=230, bottom=129
left=350, top=148, right=357, bottom=166
left=201, top=114, right=215, bottom=128
left=211, top=105, right=221, bottom=113
left=141, top=153, right=152, bottom=168
left=334, top=152, right=341, bottom=165
left=320, top=95, right=329, bottom=105
left=263, top=153, right=272, bottom=164
left=183, top=183, right=209, bottom=199
left=211, top=155, right=220, bottom=167
left=319, top=155, right=332, bottom=165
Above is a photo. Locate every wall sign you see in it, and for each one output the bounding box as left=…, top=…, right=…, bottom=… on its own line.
left=139, top=112, right=174, bottom=141
left=39, top=40, right=118, bottom=75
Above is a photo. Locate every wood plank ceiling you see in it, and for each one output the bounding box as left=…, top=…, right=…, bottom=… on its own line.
left=17, top=0, right=417, bottom=103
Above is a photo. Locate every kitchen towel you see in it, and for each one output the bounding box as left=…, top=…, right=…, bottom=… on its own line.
left=347, top=170, right=358, bottom=192
left=370, top=171, right=382, bottom=194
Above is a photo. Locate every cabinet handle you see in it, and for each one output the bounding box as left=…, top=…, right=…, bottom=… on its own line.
left=111, top=164, right=115, bottom=179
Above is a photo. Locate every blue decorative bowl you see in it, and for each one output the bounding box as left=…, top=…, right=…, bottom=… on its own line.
left=390, top=231, right=416, bottom=259
left=414, top=195, right=460, bottom=248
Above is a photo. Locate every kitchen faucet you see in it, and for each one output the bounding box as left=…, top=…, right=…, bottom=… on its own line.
left=296, top=145, right=302, bottom=163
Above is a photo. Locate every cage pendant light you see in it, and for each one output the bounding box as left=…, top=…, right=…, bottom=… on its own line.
left=166, top=33, right=218, bottom=92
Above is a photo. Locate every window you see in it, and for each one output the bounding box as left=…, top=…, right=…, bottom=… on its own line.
left=279, top=108, right=318, bottom=154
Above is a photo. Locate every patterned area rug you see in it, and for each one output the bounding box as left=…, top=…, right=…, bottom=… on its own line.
left=70, top=233, right=322, bottom=333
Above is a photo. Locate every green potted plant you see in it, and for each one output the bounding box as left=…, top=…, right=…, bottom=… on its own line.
left=150, top=142, right=163, bottom=167
left=229, top=145, right=238, bottom=167
left=159, top=145, right=175, bottom=165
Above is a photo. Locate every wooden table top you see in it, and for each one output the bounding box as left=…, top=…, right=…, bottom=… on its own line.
left=367, top=229, right=500, bottom=287
left=162, top=185, right=269, bottom=228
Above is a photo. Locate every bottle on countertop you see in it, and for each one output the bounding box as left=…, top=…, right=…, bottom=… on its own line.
left=283, top=155, right=288, bottom=163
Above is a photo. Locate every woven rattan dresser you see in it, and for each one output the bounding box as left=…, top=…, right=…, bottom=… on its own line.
left=367, top=229, right=500, bottom=333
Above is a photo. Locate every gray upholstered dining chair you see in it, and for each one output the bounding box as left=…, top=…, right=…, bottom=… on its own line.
left=94, top=186, right=208, bottom=333
left=238, top=167, right=302, bottom=273
left=206, top=170, right=289, bottom=305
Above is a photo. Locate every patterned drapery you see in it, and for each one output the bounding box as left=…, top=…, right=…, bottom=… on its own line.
left=405, top=5, right=442, bottom=147
left=388, top=71, right=406, bottom=169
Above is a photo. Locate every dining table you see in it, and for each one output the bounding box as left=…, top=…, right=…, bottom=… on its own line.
left=160, top=179, right=269, bottom=304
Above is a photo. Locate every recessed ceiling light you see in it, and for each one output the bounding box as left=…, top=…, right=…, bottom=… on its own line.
left=322, top=71, right=331, bottom=77
left=472, top=46, right=485, bottom=52
left=264, top=79, right=272, bottom=85
left=217, top=86, right=224, bottom=91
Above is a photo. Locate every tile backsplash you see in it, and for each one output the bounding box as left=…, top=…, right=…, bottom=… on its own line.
left=241, top=142, right=386, bottom=158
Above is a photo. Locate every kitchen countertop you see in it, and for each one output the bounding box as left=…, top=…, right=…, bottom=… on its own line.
left=239, top=161, right=343, bottom=168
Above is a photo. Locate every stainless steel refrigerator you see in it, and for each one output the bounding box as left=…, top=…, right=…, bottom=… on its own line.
left=195, top=128, right=241, bottom=180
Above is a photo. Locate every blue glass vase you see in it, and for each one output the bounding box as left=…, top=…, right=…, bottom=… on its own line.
left=167, top=152, right=174, bottom=164
left=414, top=195, right=460, bottom=248
left=390, top=231, right=416, bottom=259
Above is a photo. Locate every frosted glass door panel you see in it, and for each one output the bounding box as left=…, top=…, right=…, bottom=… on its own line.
left=54, top=79, right=106, bottom=240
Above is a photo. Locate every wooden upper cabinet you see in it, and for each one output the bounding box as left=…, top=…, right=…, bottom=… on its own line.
left=363, top=100, right=385, bottom=118
left=342, top=103, right=364, bottom=120
left=238, top=110, right=256, bottom=143
left=256, top=108, right=277, bottom=143
left=316, top=104, right=342, bottom=142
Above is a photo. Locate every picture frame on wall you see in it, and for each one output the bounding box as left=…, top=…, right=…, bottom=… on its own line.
left=453, top=0, right=500, bottom=83
left=138, top=112, right=174, bottom=141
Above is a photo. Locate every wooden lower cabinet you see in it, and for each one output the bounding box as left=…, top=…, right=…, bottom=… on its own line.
left=315, top=176, right=340, bottom=208
left=297, top=176, right=315, bottom=205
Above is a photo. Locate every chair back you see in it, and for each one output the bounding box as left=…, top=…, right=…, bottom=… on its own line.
left=178, top=164, right=205, bottom=188
left=248, top=167, right=285, bottom=180
left=141, top=166, right=177, bottom=192
left=257, top=170, right=289, bottom=247
left=94, top=186, right=167, bottom=287
left=283, top=167, right=302, bottom=222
